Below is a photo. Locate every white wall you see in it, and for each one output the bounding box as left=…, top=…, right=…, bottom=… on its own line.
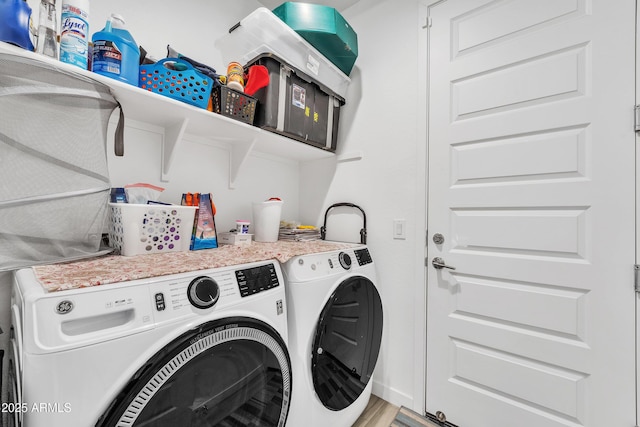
left=3, top=0, right=426, bottom=417
left=103, top=119, right=301, bottom=231
left=300, top=0, right=424, bottom=410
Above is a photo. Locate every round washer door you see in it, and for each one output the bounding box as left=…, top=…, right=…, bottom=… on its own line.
left=311, top=276, right=383, bottom=411
left=96, top=317, right=291, bottom=427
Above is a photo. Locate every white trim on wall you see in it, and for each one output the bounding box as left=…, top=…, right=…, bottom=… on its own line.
left=413, top=0, right=432, bottom=416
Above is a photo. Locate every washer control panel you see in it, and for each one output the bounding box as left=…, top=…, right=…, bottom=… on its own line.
left=152, top=261, right=281, bottom=321
left=235, top=263, right=280, bottom=297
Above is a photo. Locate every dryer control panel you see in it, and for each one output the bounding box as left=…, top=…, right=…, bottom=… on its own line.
left=283, top=246, right=375, bottom=282
left=354, top=248, right=373, bottom=266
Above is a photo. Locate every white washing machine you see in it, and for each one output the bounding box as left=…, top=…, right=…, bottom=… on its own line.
left=7, top=260, right=291, bottom=427
left=281, top=246, right=383, bottom=427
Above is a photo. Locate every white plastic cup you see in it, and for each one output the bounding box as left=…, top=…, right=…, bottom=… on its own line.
left=236, top=220, right=251, bottom=234
left=252, top=199, right=283, bottom=242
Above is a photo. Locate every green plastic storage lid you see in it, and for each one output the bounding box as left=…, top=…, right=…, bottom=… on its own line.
left=272, top=2, right=358, bottom=76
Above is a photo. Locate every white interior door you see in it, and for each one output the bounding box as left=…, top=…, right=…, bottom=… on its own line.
left=425, top=1, right=636, bottom=427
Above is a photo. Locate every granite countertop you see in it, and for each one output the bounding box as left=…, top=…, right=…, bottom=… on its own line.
left=33, top=240, right=358, bottom=292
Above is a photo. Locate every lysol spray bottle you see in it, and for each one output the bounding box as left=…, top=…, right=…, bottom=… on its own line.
left=59, top=0, right=89, bottom=69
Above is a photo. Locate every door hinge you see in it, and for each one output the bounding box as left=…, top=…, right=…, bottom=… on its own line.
left=635, top=105, right=640, bottom=132
left=634, top=265, right=640, bottom=292
left=423, top=16, right=432, bottom=29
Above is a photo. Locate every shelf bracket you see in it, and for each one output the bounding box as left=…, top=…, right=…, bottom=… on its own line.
left=161, top=118, right=189, bottom=182
left=337, top=151, right=364, bottom=163
left=229, top=137, right=257, bottom=189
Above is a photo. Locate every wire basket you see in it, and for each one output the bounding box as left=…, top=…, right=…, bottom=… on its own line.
left=139, top=58, right=213, bottom=109
left=212, top=85, right=257, bottom=124
left=108, top=203, right=197, bottom=256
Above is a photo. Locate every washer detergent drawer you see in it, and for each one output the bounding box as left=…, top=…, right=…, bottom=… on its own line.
left=24, top=285, right=155, bottom=354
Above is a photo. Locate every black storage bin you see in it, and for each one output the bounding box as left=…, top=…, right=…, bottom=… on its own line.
left=248, top=54, right=344, bottom=151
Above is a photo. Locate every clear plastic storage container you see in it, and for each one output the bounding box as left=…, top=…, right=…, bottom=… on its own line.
left=215, top=7, right=351, bottom=100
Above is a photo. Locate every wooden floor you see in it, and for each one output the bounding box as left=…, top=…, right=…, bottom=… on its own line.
left=352, top=395, right=441, bottom=427
left=352, top=395, right=400, bottom=427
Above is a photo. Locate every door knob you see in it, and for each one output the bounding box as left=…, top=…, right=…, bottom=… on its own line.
left=432, top=257, right=456, bottom=270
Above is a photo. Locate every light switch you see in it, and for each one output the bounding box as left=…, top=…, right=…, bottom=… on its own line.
left=393, top=219, right=406, bottom=240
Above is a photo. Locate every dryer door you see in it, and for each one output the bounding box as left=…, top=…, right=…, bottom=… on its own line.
left=311, top=276, right=383, bottom=411
left=96, top=317, right=291, bottom=427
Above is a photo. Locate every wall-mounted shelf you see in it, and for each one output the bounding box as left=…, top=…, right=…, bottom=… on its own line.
left=0, top=42, right=335, bottom=188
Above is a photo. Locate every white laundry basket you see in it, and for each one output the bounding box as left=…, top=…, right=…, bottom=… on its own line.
left=108, top=203, right=197, bottom=256
left=252, top=199, right=283, bottom=242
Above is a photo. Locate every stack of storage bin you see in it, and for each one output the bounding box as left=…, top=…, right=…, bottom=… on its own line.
left=216, top=4, right=357, bottom=152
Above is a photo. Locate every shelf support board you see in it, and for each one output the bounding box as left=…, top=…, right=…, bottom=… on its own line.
left=161, top=118, right=189, bottom=182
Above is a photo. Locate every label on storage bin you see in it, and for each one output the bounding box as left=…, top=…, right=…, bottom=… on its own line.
left=292, top=84, right=306, bottom=109
left=92, top=40, right=123, bottom=75
left=306, top=54, right=320, bottom=76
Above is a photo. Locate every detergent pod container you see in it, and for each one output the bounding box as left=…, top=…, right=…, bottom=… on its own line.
left=91, top=14, right=140, bottom=86
left=252, top=198, right=283, bottom=242
left=0, top=0, right=35, bottom=51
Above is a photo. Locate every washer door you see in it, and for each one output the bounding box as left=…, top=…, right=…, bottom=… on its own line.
left=96, top=317, right=291, bottom=427
left=311, top=276, right=383, bottom=411
left=7, top=335, right=22, bottom=427
left=7, top=304, right=24, bottom=427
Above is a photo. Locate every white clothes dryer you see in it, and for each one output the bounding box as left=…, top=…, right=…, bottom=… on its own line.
left=281, top=246, right=383, bottom=427
left=8, top=260, right=291, bottom=427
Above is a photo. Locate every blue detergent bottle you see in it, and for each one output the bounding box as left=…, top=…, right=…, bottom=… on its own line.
left=91, top=14, right=140, bottom=86
left=0, top=0, right=35, bottom=51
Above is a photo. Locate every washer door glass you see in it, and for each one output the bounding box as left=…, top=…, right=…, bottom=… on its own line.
left=96, top=317, right=291, bottom=427
left=311, top=276, right=383, bottom=411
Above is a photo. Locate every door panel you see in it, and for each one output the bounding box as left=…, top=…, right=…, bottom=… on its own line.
left=451, top=127, right=587, bottom=184
left=452, top=0, right=586, bottom=55
left=426, top=1, right=636, bottom=426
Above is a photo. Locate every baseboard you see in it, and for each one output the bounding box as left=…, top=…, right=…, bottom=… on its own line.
left=371, top=379, right=414, bottom=410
